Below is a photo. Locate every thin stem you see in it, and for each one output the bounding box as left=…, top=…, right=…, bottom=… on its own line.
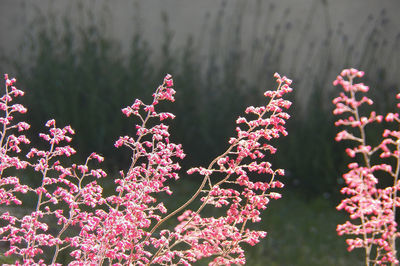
left=24, top=136, right=55, bottom=261
left=348, top=76, right=372, bottom=265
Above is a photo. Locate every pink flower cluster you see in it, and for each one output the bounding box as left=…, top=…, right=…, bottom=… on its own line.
left=333, top=68, right=400, bottom=265
left=0, top=72, right=292, bottom=265
left=0, top=75, right=107, bottom=265
left=149, top=73, right=292, bottom=265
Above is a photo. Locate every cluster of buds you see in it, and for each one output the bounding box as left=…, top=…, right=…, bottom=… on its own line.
left=68, top=74, right=186, bottom=265
left=142, top=73, right=293, bottom=265
left=0, top=75, right=107, bottom=264
left=333, top=68, right=400, bottom=265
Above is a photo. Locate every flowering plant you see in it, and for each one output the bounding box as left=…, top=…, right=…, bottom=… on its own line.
left=0, top=72, right=292, bottom=265
left=333, top=68, right=400, bottom=265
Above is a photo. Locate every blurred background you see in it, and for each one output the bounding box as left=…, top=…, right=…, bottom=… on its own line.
left=0, top=0, right=399, bottom=264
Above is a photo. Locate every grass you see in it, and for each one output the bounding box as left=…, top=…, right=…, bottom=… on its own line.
left=244, top=192, right=363, bottom=265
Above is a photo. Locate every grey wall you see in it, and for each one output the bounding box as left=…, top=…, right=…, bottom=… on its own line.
left=0, top=0, right=399, bottom=102
left=1, top=0, right=398, bottom=58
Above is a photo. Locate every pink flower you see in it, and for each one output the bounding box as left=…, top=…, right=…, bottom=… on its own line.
left=333, top=68, right=400, bottom=264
